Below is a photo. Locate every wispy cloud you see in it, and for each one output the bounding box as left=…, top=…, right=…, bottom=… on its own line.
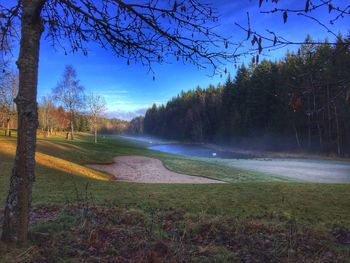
left=107, top=108, right=147, bottom=121
left=103, top=88, right=129, bottom=94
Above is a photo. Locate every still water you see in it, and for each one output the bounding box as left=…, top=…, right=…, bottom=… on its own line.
left=148, top=143, right=254, bottom=159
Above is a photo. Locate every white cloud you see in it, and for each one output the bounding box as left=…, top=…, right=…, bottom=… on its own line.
left=107, top=108, right=147, bottom=121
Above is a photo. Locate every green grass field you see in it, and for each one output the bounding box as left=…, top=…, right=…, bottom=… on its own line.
left=0, top=132, right=349, bottom=262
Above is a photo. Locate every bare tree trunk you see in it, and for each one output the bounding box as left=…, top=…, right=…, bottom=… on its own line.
left=317, top=123, right=323, bottom=148
left=334, top=104, right=342, bottom=156
left=44, top=109, right=48, bottom=137
left=326, top=83, right=331, bottom=142
left=307, top=95, right=312, bottom=149
left=94, top=126, right=97, bottom=144
left=68, top=75, right=74, bottom=140
left=293, top=123, right=301, bottom=149
left=2, top=0, right=44, bottom=242
left=312, top=85, right=323, bottom=149
left=5, top=118, right=10, bottom=137
left=70, top=110, right=74, bottom=140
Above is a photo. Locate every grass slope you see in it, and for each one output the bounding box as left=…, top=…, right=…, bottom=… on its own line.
left=0, top=132, right=349, bottom=262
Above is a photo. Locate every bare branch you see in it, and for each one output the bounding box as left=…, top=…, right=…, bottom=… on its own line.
left=234, top=0, right=350, bottom=61
left=39, top=0, right=236, bottom=74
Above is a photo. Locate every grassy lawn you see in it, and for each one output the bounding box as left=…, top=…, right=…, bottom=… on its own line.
left=0, top=132, right=349, bottom=262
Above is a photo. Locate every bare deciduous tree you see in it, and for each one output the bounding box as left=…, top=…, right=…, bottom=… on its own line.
left=0, top=70, right=18, bottom=136
left=87, top=93, right=106, bottom=144
left=0, top=0, right=233, bottom=242
left=52, top=65, right=85, bottom=140
left=39, top=95, right=55, bottom=137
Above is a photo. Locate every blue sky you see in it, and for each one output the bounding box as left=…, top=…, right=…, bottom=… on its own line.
left=8, top=0, right=350, bottom=120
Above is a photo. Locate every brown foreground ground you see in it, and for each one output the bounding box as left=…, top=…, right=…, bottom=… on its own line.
left=1, top=205, right=350, bottom=262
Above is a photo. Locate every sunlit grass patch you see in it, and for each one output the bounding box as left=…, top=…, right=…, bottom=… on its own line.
left=37, top=153, right=110, bottom=181
left=0, top=138, right=109, bottom=181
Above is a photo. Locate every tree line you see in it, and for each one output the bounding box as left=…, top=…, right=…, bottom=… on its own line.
left=37, top=65, right=132, bottom=142
left=1, top=64, right=129, bottom=141
left=144, top=36, right=350, bottom=155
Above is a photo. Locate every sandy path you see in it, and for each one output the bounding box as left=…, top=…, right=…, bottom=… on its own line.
left=87, top=156, right=224, bottom=184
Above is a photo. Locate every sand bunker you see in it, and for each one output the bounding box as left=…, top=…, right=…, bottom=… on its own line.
left=87, top=156, right=223, bottom=184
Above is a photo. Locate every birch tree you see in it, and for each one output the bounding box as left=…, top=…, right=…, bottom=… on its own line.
left=52, top=65, right=85, bottom=140
left=39, top=95, right=55, bottom=136
left=87, top=93, right=106, bottom=144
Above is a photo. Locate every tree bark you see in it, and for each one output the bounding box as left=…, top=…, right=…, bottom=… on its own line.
left=333, top=104, right=342, bottom=156
left=317, top=123, right=323, bottom=148
left=68, top=75, right=74, bottom=140
left=293, top=123, right=301, bottom=149
left=94, top=126, right=97, bottom=144
left=5, top=118, right=10, bottom=136
left=1, top=0, right=44, bottom=243
left=326, top=82, right=331, bottom=142
left=307, top=95, right=312, bottom=149
left=70, top=110, right=74, bottom=140
left=44, top=108, right=48, bottom=137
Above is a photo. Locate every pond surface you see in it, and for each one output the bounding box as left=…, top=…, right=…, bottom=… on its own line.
left=148, top=144, right=254, bottom=159
left=119, top=136, right=350, bottom=183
